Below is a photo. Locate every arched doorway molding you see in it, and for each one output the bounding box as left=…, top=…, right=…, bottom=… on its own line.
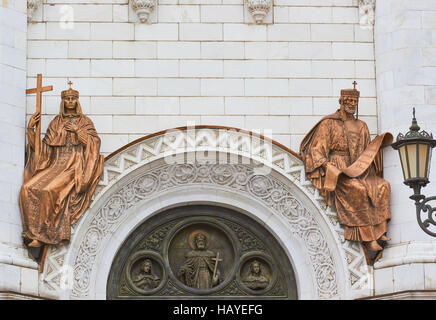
left=39, top=126, right=371, bottom=300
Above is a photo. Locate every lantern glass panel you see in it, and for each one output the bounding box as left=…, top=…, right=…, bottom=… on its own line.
left=399, top=145, right=409, bottom=180
left=406, top=144, right=417, bottom=179
left=418, top=143, right=430, bottom=179
left=407, top=144, right=418, bottom=179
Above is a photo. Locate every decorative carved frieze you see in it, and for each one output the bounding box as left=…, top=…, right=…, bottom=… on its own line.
left=40, top=128, right=369, bottom=300
left=71, top=163, right=338, bottom=299
left=131, top=0, right=157, bottom=23
left=27, top=0, right=41, bottom=23
left=358, top=0, right=375, bottom=28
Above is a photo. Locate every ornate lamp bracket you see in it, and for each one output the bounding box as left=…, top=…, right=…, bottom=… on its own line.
left=358, top=0, right=375, bottom=28
left=392, top=108, right=436, bottom=237
left=415, top=196, right=436, bottom=237
left=131, top=0, right=157, bottom=23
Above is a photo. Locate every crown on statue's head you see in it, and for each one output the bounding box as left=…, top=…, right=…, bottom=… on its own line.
left=340, top=88, right=360, bottom=98
left=340, top=81, right=360, bottom=98
left=61, top=81, right=79, bottom=99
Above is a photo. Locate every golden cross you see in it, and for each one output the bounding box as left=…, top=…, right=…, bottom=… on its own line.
left=26, top=74, right=53, bottom=96
left=211, top=252, right=222, bottom=280
left=352, top=81, right=357, bottom=89
left=68, top=80, right=73, bottom=89
left=26, top=74, right=53, bottom=164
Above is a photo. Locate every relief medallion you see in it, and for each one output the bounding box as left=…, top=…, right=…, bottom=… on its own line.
left=107, top=206, right=297, bottom=299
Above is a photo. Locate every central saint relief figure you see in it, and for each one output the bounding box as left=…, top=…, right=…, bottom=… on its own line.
left=178, top=231, right=221, bottom=289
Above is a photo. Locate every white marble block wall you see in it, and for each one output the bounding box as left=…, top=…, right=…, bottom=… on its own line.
left=374, top=0, right=436, bottom=298
left=26, top=0, right=377, bottom=157
left=0, top=0, right=40, bottom=299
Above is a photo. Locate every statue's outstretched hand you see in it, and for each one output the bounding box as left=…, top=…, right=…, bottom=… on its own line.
left=28, top=112, right=40, bottom=129
left=212, top=270, right=220, bottom=285
left=323, top=161, right=337, bottom=170
left=64, top=122, right=78, bottom=132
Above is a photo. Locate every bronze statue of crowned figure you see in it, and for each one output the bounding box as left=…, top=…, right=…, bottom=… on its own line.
left=300, top=82, right=393, bottom=255
left=20, top=77, right=104, bottom=253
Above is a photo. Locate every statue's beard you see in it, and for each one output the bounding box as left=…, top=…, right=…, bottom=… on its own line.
left=343, top=105, right=356, bottom=115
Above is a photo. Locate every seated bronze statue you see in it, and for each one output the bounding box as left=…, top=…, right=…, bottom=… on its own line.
left=300, top=84, right=393, bottom=252
left=20, top=84, right=104, bottom=248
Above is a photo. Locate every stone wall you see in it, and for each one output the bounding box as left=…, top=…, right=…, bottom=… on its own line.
left=373, top=0, right=436, bottom=298
left=26, top=0, right=377, bottom=157
left=0, top=0, right=40, bottom=299
left=6, top=0, right=436, bottom=300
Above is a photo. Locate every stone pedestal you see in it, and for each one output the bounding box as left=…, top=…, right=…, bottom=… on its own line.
left=0, top=0, right=39, bottom=299
left=374, top=0, right=436, bottom=298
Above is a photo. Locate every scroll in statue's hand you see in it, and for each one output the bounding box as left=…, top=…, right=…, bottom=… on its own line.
left=28, top=112, right=40, bottom=129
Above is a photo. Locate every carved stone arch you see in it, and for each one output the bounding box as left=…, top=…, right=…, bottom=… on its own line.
left=39, top=126, right=371, bottom=300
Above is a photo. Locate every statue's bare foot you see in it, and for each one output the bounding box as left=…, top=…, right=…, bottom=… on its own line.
left=379, top=235, right=391, bottom=241
left=367, top=240, right=382, bottom=251
left=28, top=239, right=42, bottom=247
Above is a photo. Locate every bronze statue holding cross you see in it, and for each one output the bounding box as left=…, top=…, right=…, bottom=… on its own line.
left=20, top=75, right=104, bottom=249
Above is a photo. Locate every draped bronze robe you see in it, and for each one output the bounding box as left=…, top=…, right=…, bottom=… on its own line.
left=300, top=110, right=391, bottom=242
left=20, top=105, right=104, bottom=246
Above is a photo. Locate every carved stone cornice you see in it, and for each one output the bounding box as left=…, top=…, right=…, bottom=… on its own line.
left=131, top=0, right=157, bottom=23
left=358, top=0, right=375, bottom=28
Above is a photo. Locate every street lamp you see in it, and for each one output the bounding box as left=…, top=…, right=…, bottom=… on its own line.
left=391, top=108, right=436, bottom=236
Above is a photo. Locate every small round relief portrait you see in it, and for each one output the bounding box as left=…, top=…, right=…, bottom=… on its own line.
left=238, top=254, right=275, bottom=294
left=242, top=259, right=270, bottom=290
left=133, top=258, right=160, bottom=290
left=126, top=251, right=166, bottom=294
